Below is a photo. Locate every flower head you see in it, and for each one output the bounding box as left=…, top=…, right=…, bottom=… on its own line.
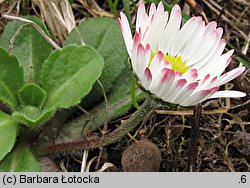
left=119, top=2, right=246, bottom=106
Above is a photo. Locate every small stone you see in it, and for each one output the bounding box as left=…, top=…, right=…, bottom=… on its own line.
left=121, top=139, right=161, bottom=172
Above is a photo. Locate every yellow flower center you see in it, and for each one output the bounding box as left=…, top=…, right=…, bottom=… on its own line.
left=164, top=54, right=188, bottom=74
left=148, top=51, right=188, bottom=74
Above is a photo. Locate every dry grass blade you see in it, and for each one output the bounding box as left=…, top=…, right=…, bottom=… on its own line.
left=184, top=0, right=209, bottom=24
left=233, top=0, right=250, bottom=8
left=2, top=14, right=60, bottom=49
left=201, top=0, right=249, bottom=42
left=80, top=149, right=89, bottom=172
left=32, top=0, right=76, bottom=45
left=97, top=162, right=116, bottom=172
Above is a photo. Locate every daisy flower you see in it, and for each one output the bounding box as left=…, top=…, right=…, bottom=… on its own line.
left=119, top=2, right=246, bottom=106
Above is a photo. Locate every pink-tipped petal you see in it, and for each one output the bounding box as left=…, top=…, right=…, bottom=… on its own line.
left=157, top=68, right=175, bottom=98
left=171, top=16, right=202, bottom=56
left=160, top=5, right=181, bottom=54
left=202, top=74, right=210, bottom=83
left=149, top=50, right=165, bottom=75
left=187, top=28, right=221, bottom=67
left=134, top=43, right=147, bottom=78
left=182, top=68, right=198, bottom=82
left=204, top=21, right=217, bottom=35
left=149, top=3, right=157, bottom=20
left=143, top=11, right=169, bottom=51
left=156, top=1, right=164, bottom=13
left=216, top=66, right=246, bottom=86
left=119, top=12, right=133, bottom=57
left=173, top=82, right=198, bottom=104
left=136, top=3, right=146, bottom=32
left=175, top=71, right=182, bottom=80
left=141, top=67, right=152, bottom=90
left=181, top=18, right=205, bottom=61
left=163, top=79, right=187, bottom=102
left=180, top=86, right=218, bottom=106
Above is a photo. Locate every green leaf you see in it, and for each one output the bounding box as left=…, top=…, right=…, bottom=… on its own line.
left=0, top=48, right=24, bottom=110
left=0, top=143, right=40, bottom=172
left=55, top=68, right=145, bottom=142
left=42, top=44, right=104, bottom=109
left=12, top=106, right=55, bottom=127
left=64, top=17, right=128, bottom=107
left=18, top=83, right=47, bottom=107
left=0, top=16, right=53, bottom=84
left=0, top=111, right=19, bottom=161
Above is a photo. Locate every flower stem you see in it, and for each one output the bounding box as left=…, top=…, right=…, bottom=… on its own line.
left=188, top=103, right=202, bottom=171
left=35, top=97, right=156, bottom=156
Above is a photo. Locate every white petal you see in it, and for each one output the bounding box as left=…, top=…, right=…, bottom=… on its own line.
left=160, top=5, right=182, bottom=53
left=149, top=68, right=164, bottom=94
left=164, top=79, right=187, bottom=102
left=209, top=90, right=246, bottom=99
left=204, top=21, right=217, bottom=35
left=192, top=28, right=223, bottom=69
left=181, top=19, right=205, bottom=61
left=141, top=67, right=152, bottom=90
left=119, top=12, right=133, bottom=57
left=216, top=66, right=246, bottom=86
left=156, top=1, right=164, bottom=13
left=196, top=39, right=227, bottom=77
left=136, top=2, right=146, bottom=32
left=149, top=3, right=156, bottom=20
left=156, top=68, right=175, bottom=98
left=135, top=43, right=150, bottom=79
left=143, top=11, right=168, bottom=51
left=131, top=31, right=142, bottom=68
left=173, top=82, right=199, bottom=104
left=181, top=68, right=198, bottom=83
left=196, top=75, right=217, bottom=91
left=171, top=16, right=203, bottom=57
left=148, top=50, right=166, bottom=75
left=180, top=86, right=218, bottom=106
left=134, top=43, right=146, bottom=78
left=186, top=28, right=220, bottom=66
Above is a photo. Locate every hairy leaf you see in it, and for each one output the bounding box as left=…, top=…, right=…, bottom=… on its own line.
left=42, top=45, right=104, bottom=109
left=0, top=16, right=53, bottom=84
left=64, top=17, right=128, bottom=107
left=0, top=48, right=24, bottom=110
left=18, top=83, right=47, bottom=107
left=12, top=106, right=56, bottom=127
left=56, top=68, right=145, bottom=142
left=0, top=143, right=40, bottom=172
left=0, top=111, right=19, bottom=161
